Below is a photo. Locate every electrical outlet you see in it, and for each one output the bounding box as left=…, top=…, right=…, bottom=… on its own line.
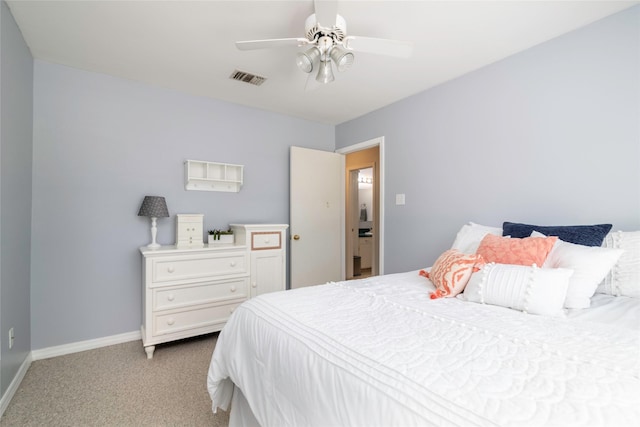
left=9, top=328, right=15, bottom=349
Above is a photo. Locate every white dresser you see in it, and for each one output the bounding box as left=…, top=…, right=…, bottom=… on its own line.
left=140, top=224, right=288, bottom=359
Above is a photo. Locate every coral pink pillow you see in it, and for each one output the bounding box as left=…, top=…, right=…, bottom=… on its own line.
left=420, top=250, right=485, bottom=299
left=476, top=234, right=557, bottom=267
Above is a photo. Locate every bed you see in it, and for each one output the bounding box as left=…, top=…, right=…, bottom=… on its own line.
left=207, top=222, right=640, bottom=426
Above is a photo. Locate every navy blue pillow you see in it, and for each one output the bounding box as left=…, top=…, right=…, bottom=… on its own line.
left=502, top=222, right=612, bottom=247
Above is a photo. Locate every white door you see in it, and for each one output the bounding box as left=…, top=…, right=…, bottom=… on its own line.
left=290, top=146, right=344, bottom=288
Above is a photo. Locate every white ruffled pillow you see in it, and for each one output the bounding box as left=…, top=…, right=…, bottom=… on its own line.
left=462, top=263, right=572, bottom=317
left=531, top=231, right=624, bottom=308
left=450, top=222, right=502, bottom=254
left=596, top=231, right=640, bottom=298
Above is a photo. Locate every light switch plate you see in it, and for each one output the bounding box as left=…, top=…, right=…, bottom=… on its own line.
left=395, top=194, right=406, bottom=205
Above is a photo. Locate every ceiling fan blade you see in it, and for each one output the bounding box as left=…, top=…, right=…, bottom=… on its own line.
left=343, top=36, right=413, bottom=58
left=236, top=38, right=309, bottom=51
left=313, top=0, right=338, bottom=28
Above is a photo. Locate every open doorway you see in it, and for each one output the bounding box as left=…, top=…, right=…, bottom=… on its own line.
left=352, top=167, right=374, bottom=278
left=343, top=145, right=381, bottom=280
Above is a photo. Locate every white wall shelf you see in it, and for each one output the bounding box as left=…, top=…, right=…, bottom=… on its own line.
left=184, top=159, right=244, bottom=192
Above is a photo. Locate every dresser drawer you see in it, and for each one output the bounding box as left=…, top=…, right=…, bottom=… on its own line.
left=176, top=236, right=204, bottom=249
left=251, top=232, right=281, bottom=250
left=154, top=278, right=248, bottom=311
left=152, top=253, right=247, bottom=284
left=153, top=302, right=242, bottom=336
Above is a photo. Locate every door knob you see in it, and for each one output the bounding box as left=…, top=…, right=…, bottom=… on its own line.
left=293, top=234, right=300, bottom=240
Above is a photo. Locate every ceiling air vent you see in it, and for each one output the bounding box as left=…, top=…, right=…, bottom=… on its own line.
left=230, top=70, right=266, bottom=86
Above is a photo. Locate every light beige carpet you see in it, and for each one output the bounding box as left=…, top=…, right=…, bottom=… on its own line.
left=0, top=333, right=230, bottom=426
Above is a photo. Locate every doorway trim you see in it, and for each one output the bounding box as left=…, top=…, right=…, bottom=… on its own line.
left=336, top=136, right=385, bottom=275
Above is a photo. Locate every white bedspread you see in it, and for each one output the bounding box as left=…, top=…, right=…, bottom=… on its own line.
left=207, top=271, right=640, bottom=426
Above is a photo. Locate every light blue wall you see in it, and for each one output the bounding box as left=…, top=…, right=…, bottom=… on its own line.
left=0, top=0, right=33, bottom=396
left=31, top=61, right=334, bottom=349
left=337, top=6, right=640, bottom=274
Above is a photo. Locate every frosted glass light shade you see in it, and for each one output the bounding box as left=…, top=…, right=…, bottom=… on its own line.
left=316, top=60, right=334, bottom=83
left=296, top=47, right=321, bottom=73
left=329, top=47, right=354, bottom=72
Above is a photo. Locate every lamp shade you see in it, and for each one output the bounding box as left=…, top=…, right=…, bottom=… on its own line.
left=329, top=46, right=354, bottom=72
left=138, top=196, right=169, bottom=218
left=316, top=60, right=335, bottom=84
left=296, top=47, right=320, bottom=73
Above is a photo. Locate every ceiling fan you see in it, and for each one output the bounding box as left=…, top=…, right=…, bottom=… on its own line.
left=235, top=0, right=413, bottom=85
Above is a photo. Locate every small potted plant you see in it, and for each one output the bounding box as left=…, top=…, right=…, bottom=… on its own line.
left=208, top=228, right=234, bottom=245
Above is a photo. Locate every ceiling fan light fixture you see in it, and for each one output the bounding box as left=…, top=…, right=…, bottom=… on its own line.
left=329, top=46, right=354, bottom=72
left=296, top=47, right=320, bottom=73
left=316, top=60, right=334, bottom=84
left=236, top=5, right=413, bottom=86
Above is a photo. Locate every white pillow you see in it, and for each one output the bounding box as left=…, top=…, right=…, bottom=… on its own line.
left=597, top=231, right=640, bottom=298
left=531, top=231, right=624, bottom=308
left=451, top=222, right=502, bottom=254
left=462, top=262, right=572, bottom=317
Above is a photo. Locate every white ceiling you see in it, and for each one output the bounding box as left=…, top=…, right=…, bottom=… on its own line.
left=7, top=0, right=638, bottom=125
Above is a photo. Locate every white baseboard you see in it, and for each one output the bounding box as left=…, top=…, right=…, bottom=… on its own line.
left=31, top=330, right=141, bottom=361
left=0, top=352, right=32, bottom=418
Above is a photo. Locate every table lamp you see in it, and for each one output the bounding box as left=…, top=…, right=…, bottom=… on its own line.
left=138, top=196, right=169, bottom=249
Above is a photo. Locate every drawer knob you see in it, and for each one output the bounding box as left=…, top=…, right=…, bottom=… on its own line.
left=167, top=318, right=175, bottom=326
left=230, top=261, right=236, bottom=267
left=264, top=238, right=270, bottom=243
left=252, top=282, right=257, bottom=288
left=167, top=266, right=175, bottom=273
left=230, top=285, right=237, bottom=292
left=167, top=294, right=175, bottom=301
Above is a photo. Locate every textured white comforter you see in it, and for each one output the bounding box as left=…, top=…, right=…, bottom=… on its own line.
left=207, top=271, right=640, bottom=426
